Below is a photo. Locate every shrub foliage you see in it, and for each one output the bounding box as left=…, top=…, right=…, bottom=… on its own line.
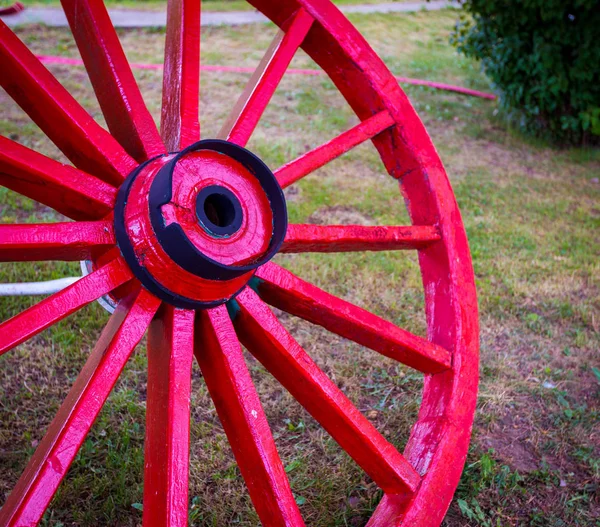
left=452, top=1, right=600, bottom=145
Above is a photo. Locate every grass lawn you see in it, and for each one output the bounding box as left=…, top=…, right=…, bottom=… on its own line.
left=1, top=8, right=599, bottom=527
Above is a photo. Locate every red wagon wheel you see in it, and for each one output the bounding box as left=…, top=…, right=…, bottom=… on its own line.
left=0, top=0, right=479, bottom=525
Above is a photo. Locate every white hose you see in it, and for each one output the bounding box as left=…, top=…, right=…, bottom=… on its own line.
left=0, top=277, right=81, bottom=296
left=0, top=262, right=115, bottom=313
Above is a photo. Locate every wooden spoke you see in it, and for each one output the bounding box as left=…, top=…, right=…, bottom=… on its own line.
left=0, top=257, right=133, bottom=357
left=0, top=0, right=479, bottom=522
left=218, top=8, right=314, bottom=146
left=61, top=0, right=165, bottom=162
left=161, top=0, right=201, bottom=151
left=143, top=306, right=195, bottom=527
left=281, top=224, right=441, bottom=253
left=0, top=288, right=160, bottom=527
left=0, top=221, right=114, bottom=262
left=0, top=136, right=116, bottom=221
left=254, top=263, right=451, bottom=374
left=275, top=110, right=395, bottom=188
left=0, top=21, right=136, bottom=185
left=195, top=304, right=305, bottom=527
left=365, top=494, right=413, bottom=527
left=234, top=288, right=421, bottom=495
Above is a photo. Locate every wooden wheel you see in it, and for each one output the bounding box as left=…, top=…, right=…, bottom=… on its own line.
left=0, top=1, right=479, bottom=525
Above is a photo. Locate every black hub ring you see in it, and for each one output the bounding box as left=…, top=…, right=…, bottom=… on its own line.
left=113, top=140, right=287, bottom=310
left=148, top=139, right=287, bottom=281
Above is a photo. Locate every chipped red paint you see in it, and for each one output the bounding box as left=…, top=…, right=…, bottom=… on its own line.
left=167, top=150, right=273, bottom=266
left=235, top=287, right=422, bottom=494
left=143, top=306, right=195, bottom=527
left=61, top=0, right=166, bottom=163
left=275, top=110, right=396, bottom=188
left=0, top=288, right=160, bottom=526
left=161, top=0, right=201, bottom=151
left=0, top=136, right=117, bottom=221
left=0, top=1, right=478, bottom=525
left=0, top=257, right=133, bottom=357
left=218, top=8, right=314, bottom=146
left=195, top=306, right=305, bottom=526
left=119, top=152, right=257, bottom=304
left=254, top=262, right=452, bottom=374
left=0, top=20, right=136, bottom=185
left=282, top=223, right=441, bottom=253
left=0, top=221, right=114, bottom=262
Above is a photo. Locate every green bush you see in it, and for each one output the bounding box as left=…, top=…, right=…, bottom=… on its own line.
left=452, top=1, right=600, bottom=145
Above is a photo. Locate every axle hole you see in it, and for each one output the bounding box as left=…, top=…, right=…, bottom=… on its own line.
left=204, top=192, right=236, bottom=228
left=196, top=185, right=243, bottom=237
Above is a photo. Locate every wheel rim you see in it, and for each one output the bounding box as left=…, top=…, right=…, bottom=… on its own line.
left=0, top=1, right=479, bottom=526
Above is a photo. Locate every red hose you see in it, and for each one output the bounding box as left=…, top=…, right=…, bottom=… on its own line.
left=35, top=54, right=496, bottom=100
left=0, top=2, right=25, bottom=15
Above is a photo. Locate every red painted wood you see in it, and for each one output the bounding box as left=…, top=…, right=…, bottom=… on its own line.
left=364, top=494, right=412, bottom=527
left=61, top=0, right=165, bottom=162
left=0, top=257, right=133, bottom=357
left=0, top=136, right=116, bottom=221
left=161, top=0, right=201, bottom=151
left=0, top=0, right=480, bottom=523
left=0, top=20, right=136, bottom=185
left=0, top=288, right=160, bottom=527
left=168, top=151, right=273, bottom=266
left=143, top=305, right=194, bottom=527
left=275, top=110, right=395, bottom=188
left=234, top=288, right=421, bottom=494
left=195, top=305, right=305, bottom=527
left=281, top=224, right=441, bottom=253
left=255, top=263, right=451, bottom=374
left=122, top=155, right=254, bottom=304
left=270, top=1, right=479, bottom=524
left=218, top=8, right=314, bottom=146
left=0, top=221, right=114, bottom=262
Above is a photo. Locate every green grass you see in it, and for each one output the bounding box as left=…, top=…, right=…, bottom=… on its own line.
left=1, top=8, right=599, bottom=527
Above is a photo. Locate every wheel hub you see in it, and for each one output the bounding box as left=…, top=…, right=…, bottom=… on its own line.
left=114, top=139, right=287, bottom=310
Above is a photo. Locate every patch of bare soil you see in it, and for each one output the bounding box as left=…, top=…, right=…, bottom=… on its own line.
left=481, top=415, right=540, bottom=473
